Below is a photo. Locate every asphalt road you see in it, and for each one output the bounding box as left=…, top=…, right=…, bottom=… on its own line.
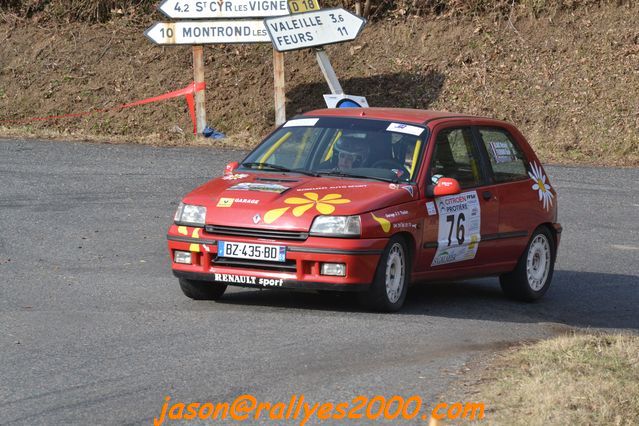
left=1, top=139, right=637, bottom=425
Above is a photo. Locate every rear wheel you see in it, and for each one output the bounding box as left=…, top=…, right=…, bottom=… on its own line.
left=359, top=236, right=409, bottom=312
left=500, top=227, right=555, bottom=301
left=179, top=278, right=227, bottom=300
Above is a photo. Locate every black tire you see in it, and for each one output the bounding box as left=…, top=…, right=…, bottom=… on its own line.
left=500, top=226, right=556, bottom=302
left=178, top=278, right=227, bottom=300
left=359, top=236, right=410, bottom=312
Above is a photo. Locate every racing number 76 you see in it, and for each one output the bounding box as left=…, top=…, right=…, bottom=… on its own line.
left=446, top=213, right=465, bottom=246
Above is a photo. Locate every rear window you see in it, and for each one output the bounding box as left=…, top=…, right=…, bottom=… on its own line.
left=478, top=128, right=528, bottom=183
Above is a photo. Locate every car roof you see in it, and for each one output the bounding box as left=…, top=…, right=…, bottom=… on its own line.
left=302, top=108, right=481, bottom=126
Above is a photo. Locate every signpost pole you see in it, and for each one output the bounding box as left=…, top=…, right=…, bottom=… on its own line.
left=192, top=45, right=206, bottom=134
left=273, top=49, right=286, bottom=126
left=315, top=48, right=344, bottom=95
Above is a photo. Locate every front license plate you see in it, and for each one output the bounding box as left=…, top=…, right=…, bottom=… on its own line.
left=217, top=241, right=286, bottom=262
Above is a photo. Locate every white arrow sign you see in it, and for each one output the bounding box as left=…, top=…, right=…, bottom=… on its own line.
left=144, top=21, right=270, bottom=45
left=158, top=0, right=290, bottom=19
left=264, top=8, right=366, bottom=52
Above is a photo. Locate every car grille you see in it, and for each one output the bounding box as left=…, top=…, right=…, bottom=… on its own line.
left=204, top=225, right=308, bottom=241
left=213, top=257, right=297, bottom=272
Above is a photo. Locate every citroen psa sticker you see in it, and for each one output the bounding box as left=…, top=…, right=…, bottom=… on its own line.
left=432, top=191, right=481, bottom=266
left=386, top=122, right=424, bottom=136
left=282, top=118, right=319, bottom=127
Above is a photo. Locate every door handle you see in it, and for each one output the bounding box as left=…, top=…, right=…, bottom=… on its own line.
left=482, top=191, right=492, bottom=200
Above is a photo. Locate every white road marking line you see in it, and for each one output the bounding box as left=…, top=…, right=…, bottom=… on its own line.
left=610, top=244, right=639, bottom=251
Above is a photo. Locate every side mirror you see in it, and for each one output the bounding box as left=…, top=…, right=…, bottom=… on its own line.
left=224, top=161, right=239, bottom=176
left=425, top=177, right=461, bottom=197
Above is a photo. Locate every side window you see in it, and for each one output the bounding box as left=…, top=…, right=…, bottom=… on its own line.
left=429, top=127, right=482, bottom=188
left=478, top=128, right=528, bottom=183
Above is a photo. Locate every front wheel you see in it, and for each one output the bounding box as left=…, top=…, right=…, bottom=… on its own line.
left=179, top=278, right=227, bottom=300
left=359, top=236, right=409, bottom=312
left=500, top=227, right=555, bottom=301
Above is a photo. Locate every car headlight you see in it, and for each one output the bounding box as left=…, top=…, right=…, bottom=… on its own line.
left=174, top=202, right=207, bottom=227
left=310, top=215, right=361, bottom=237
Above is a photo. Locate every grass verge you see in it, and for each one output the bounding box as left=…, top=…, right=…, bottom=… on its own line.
left=465, top=332, right=639, bottom=425
left=0, top=126, right=256, bottom=151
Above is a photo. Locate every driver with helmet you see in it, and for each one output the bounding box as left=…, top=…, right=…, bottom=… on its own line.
left=334, top=135, right=370, bottom=169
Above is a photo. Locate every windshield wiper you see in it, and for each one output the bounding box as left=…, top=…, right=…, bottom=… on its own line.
left=241, top=162, right=319, bottom=177
left=317, top=169, right=397, bottom=183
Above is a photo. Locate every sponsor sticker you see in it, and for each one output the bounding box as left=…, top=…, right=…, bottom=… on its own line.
left=400, top=185, right=414, bottom=197
left=228, top=182, right=289, bottom=193
left=384, top=210, right=408, bottom=219
left=296, top=184, right=367, bottom=192
left=489, top=141, right=516, bottom=163
left=394, top=222, right=417, bottom=229
left=213, top=273, right=284, bottom=287
left=386, top=122, right=424, bottom=136
left=217, top=197, right=234, bottom=207
left=216, top=197, right=259, bottom=207
left=431, top=191, right=481, bottom=266
left=222, top=173, right=249, bottom=180
left=282, top=118, right=319, bottom=127
left=426, top=201, right=437, bottom=216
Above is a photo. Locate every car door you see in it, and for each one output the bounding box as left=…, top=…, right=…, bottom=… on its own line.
left=474, top=126, right=541, bottom=267
left=415, top=123, right=503, bottom=280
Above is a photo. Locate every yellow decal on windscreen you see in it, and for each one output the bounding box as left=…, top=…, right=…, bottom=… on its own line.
left=259, top=131, right=292, bottom=164
left=323, top=130, right=342, bottom=162
left=409, top=139, right=421, bottom=179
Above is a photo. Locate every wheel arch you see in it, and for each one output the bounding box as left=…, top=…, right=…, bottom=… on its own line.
left=538, top=222, right=558, bottom=250
left=391, top=231, right=416, bottom=278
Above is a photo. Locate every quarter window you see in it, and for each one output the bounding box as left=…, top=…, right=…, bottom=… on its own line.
left=478, top=128, right=528, bottom=183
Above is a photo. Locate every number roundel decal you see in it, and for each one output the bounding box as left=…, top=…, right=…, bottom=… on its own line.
left=432, top=191, right=481, bottom=266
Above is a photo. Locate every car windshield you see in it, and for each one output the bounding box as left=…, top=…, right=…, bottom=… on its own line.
left=240, top=117, right=427, bottom=183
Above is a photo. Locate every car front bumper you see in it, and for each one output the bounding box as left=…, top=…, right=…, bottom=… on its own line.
left=167, top=225, right=387, bottom=292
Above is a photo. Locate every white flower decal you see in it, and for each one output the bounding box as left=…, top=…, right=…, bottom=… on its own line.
left=528, top=162, right=553, bottom=211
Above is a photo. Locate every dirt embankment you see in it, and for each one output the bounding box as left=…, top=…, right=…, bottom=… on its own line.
left=1, top=3, right=638, bottom=165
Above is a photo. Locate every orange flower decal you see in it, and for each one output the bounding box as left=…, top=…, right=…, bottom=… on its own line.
left=177, top=226, right=201, bottom=252
left=264, top=192, right=351, bottom=224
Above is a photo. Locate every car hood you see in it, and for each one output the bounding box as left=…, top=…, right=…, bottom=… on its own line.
left=183, top=173, right=417, bottom=231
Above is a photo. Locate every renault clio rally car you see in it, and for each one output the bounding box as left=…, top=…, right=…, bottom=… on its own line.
left=168, top=108, right=561, bottom=311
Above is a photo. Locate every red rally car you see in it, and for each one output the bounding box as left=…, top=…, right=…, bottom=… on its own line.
left=168, top=108, right=561, bottom=311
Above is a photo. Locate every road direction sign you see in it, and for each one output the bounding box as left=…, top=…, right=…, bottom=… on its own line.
left=158, top=0, right=290, bottom=19
left=264, top=8, right=366, bottom=52
left=145, top=20, right=270, bottom=45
